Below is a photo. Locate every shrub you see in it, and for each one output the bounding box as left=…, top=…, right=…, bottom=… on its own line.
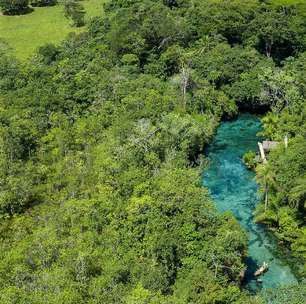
left=242, top=150, right=257, bottom=169
left=37, top=43, right=59, bottom=64
left=0, top=0, right=30, bottom=15
left=64, top=0, right=85, bottom=27
left=30, top=0, right=57, bottom=7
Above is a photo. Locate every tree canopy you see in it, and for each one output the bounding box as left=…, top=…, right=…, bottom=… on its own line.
left=0, top=0, right=306, bottom=302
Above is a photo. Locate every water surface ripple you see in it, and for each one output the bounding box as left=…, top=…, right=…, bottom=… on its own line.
left=203, top=114, right=297, bottom=291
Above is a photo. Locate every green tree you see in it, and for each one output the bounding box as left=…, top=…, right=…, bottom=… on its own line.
left=0, top=0, right=306, bottom=302
left=243, top=8, right=306, bottom=61
left=64, top=0, right=85, bottom=27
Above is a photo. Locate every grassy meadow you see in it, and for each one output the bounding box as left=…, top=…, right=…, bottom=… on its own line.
left=0, top=0, right=104, bottom=60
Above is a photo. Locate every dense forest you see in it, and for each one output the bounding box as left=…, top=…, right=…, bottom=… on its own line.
left=0, top=0, right=306, bottom=303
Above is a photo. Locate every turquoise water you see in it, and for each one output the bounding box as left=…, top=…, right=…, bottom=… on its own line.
left=203, top=114, right=297, bottom=291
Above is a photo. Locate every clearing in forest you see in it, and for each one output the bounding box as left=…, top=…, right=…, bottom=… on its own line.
left=0, top=0, right=104, bottom=60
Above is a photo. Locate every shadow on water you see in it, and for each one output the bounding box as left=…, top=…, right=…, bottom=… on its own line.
left=243, top=256, right=263, bottom=293
left=202, top=113, right=298, bottom=292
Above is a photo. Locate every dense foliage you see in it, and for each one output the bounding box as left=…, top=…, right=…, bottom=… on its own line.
left=0, top=0, right=306, bottom=302
left=0, top=0, right=30, bottom=14
left=64, top=0, right=86, bottom=27
left=30, top=0, right=57, bottom=7
left=255, top=54, right=306, bottom=276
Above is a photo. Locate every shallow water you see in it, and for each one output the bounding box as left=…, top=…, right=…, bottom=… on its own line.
left=203, top=114, right=297, bottom=291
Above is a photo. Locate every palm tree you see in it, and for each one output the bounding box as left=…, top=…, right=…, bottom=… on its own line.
left=256, top=164, right=276, bottom=212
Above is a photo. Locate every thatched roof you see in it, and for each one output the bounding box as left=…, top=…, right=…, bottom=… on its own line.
left=262, top=141, right=279, bottom=151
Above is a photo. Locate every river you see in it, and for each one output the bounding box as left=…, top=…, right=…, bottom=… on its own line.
left=203, top=113, right=297, bottom=291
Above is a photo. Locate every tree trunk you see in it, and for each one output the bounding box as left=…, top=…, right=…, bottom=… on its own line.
left=180, top=65, right=189, bottom=109
left=265, top=41, right=272, bottom=58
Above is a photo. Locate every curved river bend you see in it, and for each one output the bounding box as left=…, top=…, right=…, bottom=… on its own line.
left=203, top=114, right=297, bottom=291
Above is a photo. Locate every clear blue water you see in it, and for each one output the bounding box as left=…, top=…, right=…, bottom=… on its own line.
left=203, top=114, right=297, bottom=291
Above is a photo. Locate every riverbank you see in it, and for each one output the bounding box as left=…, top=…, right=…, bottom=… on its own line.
left=202, top=114, right=297, bottom=291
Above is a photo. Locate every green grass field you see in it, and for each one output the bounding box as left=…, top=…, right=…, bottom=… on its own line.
left=0, top=0, right=105, bottom=60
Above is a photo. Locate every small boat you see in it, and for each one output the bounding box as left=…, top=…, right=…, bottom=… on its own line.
left=254, top=262, right=269, bottom=277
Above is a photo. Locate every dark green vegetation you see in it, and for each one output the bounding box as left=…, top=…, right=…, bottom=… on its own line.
left=0, top=0, right=305, bottom=303
left=256, top=109, right=306, bottom=274
left=0, top=0, right=31, bottom=15
left=64, top=0, right=86, bottom=27
left=31, top=0, right=57, bottom=7
left=0, top=0, right=56, bottom=15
